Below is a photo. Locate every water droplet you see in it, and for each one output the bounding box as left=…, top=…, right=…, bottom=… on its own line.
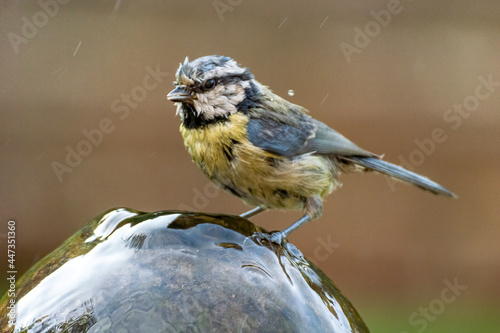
left=288, top=90, right=295, bottom=96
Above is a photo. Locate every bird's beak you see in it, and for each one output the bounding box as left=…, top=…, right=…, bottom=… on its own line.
left=167, top=86, right=192, bottom=103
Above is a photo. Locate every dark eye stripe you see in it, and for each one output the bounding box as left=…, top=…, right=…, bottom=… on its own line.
left=211, top=71, right=254, bottom=86
left=187, top=70, right=255, bottom=93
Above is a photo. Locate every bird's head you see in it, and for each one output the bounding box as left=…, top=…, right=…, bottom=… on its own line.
left=167, top=55, right=260, bottom=127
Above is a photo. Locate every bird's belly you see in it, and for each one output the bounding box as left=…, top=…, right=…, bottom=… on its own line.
left=217, top=152, right=338, bottom=210
left=211, top=141, right=339, bottom=210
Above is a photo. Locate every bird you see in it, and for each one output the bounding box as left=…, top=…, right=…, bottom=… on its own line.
left=167, top=55, right=456, bottom=241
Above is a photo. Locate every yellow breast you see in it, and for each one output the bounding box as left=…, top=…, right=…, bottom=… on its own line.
left=180, top=113, right=250, bottom=178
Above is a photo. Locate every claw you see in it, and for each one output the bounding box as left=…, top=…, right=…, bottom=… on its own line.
left=250, top=231, right=287, bottom=246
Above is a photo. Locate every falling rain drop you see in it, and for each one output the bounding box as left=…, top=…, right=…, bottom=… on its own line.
left=288, top=90, right=295, bottom=96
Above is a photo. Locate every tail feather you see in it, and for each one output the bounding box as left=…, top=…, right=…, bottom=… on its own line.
left=342, top=157, right=457, bottom=198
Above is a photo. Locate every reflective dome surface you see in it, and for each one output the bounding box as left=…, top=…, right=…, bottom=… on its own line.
left=0, top=208, right=368, bottom=333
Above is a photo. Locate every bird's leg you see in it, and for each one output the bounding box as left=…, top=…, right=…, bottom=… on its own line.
left=251, top=197, right=323, bottom=245
left=281, top=215, right=311, bottom=238
left=240, top=206, right=267, bottom=219
left=278, top=197, right=324, bottom=239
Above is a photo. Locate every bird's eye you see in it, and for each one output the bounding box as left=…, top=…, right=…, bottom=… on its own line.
left=203, top=79, right=216, bottom=90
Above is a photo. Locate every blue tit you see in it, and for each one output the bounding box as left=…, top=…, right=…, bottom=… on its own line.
left=167, top=55, right=456, bottom=240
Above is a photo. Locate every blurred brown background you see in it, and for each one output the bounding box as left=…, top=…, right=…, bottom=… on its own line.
left=1, top=0, right=499, bottom=331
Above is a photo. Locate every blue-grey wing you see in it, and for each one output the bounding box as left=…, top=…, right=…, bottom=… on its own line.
left=246, top=116, right=375, bottom=158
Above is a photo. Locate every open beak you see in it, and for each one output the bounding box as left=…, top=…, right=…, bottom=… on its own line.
left=167, top=86, right=192, bottom=103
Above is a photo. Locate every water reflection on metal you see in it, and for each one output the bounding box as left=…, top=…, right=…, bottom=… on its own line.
left=0, top=208, right=368, bottom=332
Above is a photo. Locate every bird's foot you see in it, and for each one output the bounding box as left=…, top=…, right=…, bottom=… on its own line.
left=250, top=231, right=287, bottom=246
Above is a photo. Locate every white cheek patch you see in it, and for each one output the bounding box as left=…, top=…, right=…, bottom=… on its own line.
left=194, top=82, right=249, bottom=119
left=229, top=82, right=248, bottom=104
left=193, top=94, right=216, bottom=117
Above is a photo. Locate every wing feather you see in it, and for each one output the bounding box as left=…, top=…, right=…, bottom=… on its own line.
left=246, top=113, right=375, bottom=158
